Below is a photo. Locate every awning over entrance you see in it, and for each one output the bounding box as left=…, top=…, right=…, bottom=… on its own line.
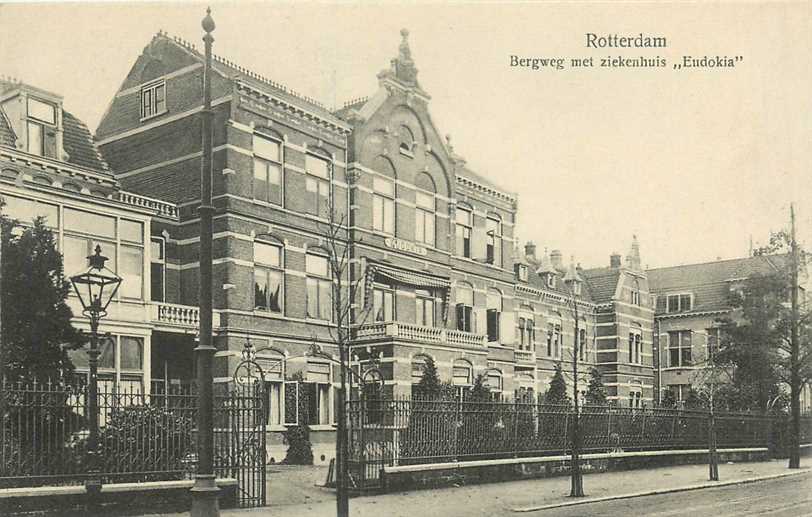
left=365, top=262, right=451, bottom=322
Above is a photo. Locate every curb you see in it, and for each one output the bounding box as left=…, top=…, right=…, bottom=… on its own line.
left=511, top=468, right=811, bottom=512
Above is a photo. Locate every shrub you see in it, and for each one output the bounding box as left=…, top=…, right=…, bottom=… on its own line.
left=282, top=424, right=313, bottom=465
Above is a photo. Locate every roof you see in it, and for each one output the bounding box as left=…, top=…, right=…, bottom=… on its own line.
left=522, top=254, right=594, bottom=303
left=158, top=33, right=344, bottom=127
left=0, top=79, right=110, bottom=174
left=580, top=267, right=621, bottom=304
left=456, top=164, right=514, bottom=199
left=646, top=254, right=787, bottom=314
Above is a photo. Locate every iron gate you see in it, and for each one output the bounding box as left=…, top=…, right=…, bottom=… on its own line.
left=214, top=380, right=266, bottom=508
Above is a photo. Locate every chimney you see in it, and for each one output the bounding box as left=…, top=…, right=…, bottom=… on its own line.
left=525, top=241, right=537, bottom=260
left=610, top=252, right=622, bottom=268
left=550, top=249, right=563, bottom=270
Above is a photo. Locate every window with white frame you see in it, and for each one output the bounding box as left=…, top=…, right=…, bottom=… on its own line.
left=628, top=390, right=642, bottom=409
left=253, top=134, right=283, bottom=205
left=628, top=325, right=642, bottom=364
left=140, top=81, right=166, bottom=120
left=486, top=215, right=502, bottom=267
left=26, top=97, right=58, bottom=158
left=452, top=359, right=472, bottom=386
left=547, top=318, right=562, bottom=358
left=415, top=288, right=436, bottom=327
left=150, top=237, right=165, bottom=302
left=486, top=288, right=502, bottom=342
left=257, top=354, right=284, bottom=426
left=666, top=293, right=692, bottom=313
left=254, top=240, right=284, bottom=313
left=517, top=307, right=535, bottom=351
left=119, top=220, right=144, bottom=300
left=455, top=206, right=472, bottom=258
left=668, top=330, right=692, bottom=367
left=516, top=263, right=529, bottom=282
left=411, top=355, right=431, bottom=384
left=547, top=323, right=555, bottom=357
left=455, top=282, right=474, bottom=332
left=398, top=125, right=414, bottom=156
left=304, top=361, right=331, bottom=425
left=631, top=279, right=641, bottom=306
left=484, top=369, right=503, bottom=394
left=372, top=176, right=395, bottom=234
left=306, top=252, right=332, bottom=320
left=69, top=335, right=144, bottom=392
left=373, top=283, right=395, bottom=322
left=546, top=273, right=556, bottom=289
left=306, top=154, right=331, bottom=219
left=706, top=327, right=721, bottom=361
left=1, top=194, right=59, bottom=228
left=415, top=190, right=435, bottom=246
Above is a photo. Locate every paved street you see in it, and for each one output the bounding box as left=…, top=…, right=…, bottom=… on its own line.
left=536, top=471, right=812, bottom=517
left=148, top=460, right=811, bottom=517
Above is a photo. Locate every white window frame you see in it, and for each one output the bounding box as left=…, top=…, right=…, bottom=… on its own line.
left=372, top=176, right=395, bottom=234
left=455, top=206, right=472, bottom=258
left=140, top=81, right=167, bottom=120
left=254, top=240, right=285, bottom=313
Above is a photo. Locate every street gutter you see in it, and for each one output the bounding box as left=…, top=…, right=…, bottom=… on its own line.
left=512, top=468, right=811, bottom=512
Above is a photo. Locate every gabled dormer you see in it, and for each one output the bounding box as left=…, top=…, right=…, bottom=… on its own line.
left=0, top=80, right=65, bottom=161
left=536, top=248, right=557, bottom=289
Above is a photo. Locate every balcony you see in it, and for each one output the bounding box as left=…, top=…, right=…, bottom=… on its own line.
left=355, top=322, right=486, bottom=348
left=150, top=302, right=220, bottom=332
left=514, top=349, right=536, bottom=365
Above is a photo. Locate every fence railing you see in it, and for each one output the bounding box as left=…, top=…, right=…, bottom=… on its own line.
left=345, top=397, right=810, bottom=489
left=0, top=379, right=266, bottom=502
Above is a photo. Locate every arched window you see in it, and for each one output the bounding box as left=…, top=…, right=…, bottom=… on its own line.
left=631, top=279, right=641, bottom=306
left=515, top=373, right=535, bottom=403
left=486, top=214, right=502, bottom=267
left=455, top=282, right=474, bottom=332
left=452, top=359, right=472, bottom=386
left=254, top=238, right=284, bottom=313
left=372, top=156, right=396, bottom=235
left=486, top=288, right=502, bottom=342
left=518, top=305, right=535, bottom=351
left=484, top=368, right=503, bottom=395
left=414, top=172, right=436, bottom=247
left=547, top=311, right=562, bottom=358
left=629, top=322, right=643, bottom=365
left=253, top=132, right=283, bottom=205
left=411, top=354, right=433, bottom=383
left=398, top=125, right=415, bottom=155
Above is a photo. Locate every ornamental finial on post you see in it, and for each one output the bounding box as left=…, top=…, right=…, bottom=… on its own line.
left=202, top=7, right=216, bottom=34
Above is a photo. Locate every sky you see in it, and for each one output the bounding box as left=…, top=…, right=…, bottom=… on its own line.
left=0, top=1, right=809, bottom=269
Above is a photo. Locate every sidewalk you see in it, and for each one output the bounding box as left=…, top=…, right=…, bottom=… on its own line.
left=148, top=460, right=807, bottom=517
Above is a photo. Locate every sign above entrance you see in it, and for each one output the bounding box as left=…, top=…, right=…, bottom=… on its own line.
left=384, top=237, right=428, bottom=256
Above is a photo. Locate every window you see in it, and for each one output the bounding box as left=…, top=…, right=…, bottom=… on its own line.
left=631, top=280, right=641, bottom=306
left=706, top=328, right=721, bottom=360
left=486, top=216, right=502, bottom=266
left=516, top=264, right=529, bottom=282
left=547, top=322, right=562, bottom=358
left=373, top=284, right=395, bottom=322
left=455, top=282, right=474, bottom=332
left=518, top=309, right=535, bottom=351
left=26, top=98, right=57, bottom=158
left=628, top=329, right=642, bottom=364
left=372, top=176, right=395, bottom=234
left=455, top=206, right=472, bottom=258
left=486, top=289, right=502, bottom=342
left=120, top=245, right=144, bottom=299
left=668, top=331, right=692, bottom=367
left=140, top=81, right=166, bottom=119
left=253, top=135, right=283, bottom=205
left=629, top=390, right=642, bottom=409
left=304, top=362, right=331, bottom=425
left=415, top=191, right=435, bottom=246
left=546, top=273, right=556, bottom=289
left=415, top=289, right=435, bottom=327
left=667, top=293, right=692, bottom=313
left=306, top=253, right=332, bottom=320
left=547, top=323, right=554, bottom=356
left=151, top=238, right=165, bottom=302
left=411, top=355, right=430, bottom=383
left=452, top=360, right=472, bottom=386
left=579, top=327, right=587, bottom=362
left=305, top=154, right=331, bottom=219
left=484, top=369, right=503, bottom=394
left=68, top=335, right=144, bottom=392
left=1, top=195, right=58, bottom=228
left=254, top=241, right=284, bottom=313
left=398, top=125, right=414, bottom=155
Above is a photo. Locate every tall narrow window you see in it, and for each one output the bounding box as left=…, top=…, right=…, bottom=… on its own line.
left=305, top=154, right=331, bottom=219
left=415, top=191, right=435, bottom=246
left=253, top=134, right=283, bottom=205
left=398, top=125, right=415, bottom=156
left=706, top=328, right=721, bottom=359
left=455, top=282, right=474, bottom=332
left=254, top=241, right=284, bottom=313
left=26, top=97, right=57, bottom=158
left=554, top=323, right=562, bottom=358
left=579, top=327, right=587, bottom=362
left=631, top=279, right=641, bottom=305
left=306, top=252, right=332, bottom=320
left=547, top=323, right=554, bottom=356
left=372, top=176, right=395, bottom=234
left=140, top=81, right=166, bottom=119
left=150, top=237, right=165, bottom=302
left=486, top=215, right=502, bottom=267
left=455, top=206, right=472, bottom=258
left=486, top=289, right=502, bottom=342
left=415, top=289, right=436, bottom=327
left=373, top=284, right=394, bottom=322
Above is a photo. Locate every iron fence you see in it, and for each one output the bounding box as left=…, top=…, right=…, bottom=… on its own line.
left=346, top=396, right=809, bottom=489
left=0, top=379, right=267, bottom=508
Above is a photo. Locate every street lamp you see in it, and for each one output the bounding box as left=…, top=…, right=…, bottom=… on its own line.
left=69, top=244, right=121, bottom=497
left=563, top=260, right=585, bottom=498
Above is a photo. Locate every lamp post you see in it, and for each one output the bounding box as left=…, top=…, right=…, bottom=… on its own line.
left=563, top=261, right=585, bottom=498
left=69, top=244, right=121, bottom=498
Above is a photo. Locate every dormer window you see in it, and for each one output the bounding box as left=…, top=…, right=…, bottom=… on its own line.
left=666, top=293, right=692, bottom=313
left=26, top=98, right=57, bottom=158
left=546, top=274, right=555, bottom=289
left=516, top=264, right=528, bottom=282
left=140, top=81, right=166, bottom=120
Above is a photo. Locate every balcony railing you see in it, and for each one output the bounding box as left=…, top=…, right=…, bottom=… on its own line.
left=151, top=302, right=220, bottom=330
left=117, top=190, right=179, bottom=220
left=514, top=349, right=536, bottom=364
left=355, top=322, right=486, bottom=348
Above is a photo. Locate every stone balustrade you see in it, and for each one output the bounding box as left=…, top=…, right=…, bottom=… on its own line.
left=355, top=322, right=486, bottom=348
